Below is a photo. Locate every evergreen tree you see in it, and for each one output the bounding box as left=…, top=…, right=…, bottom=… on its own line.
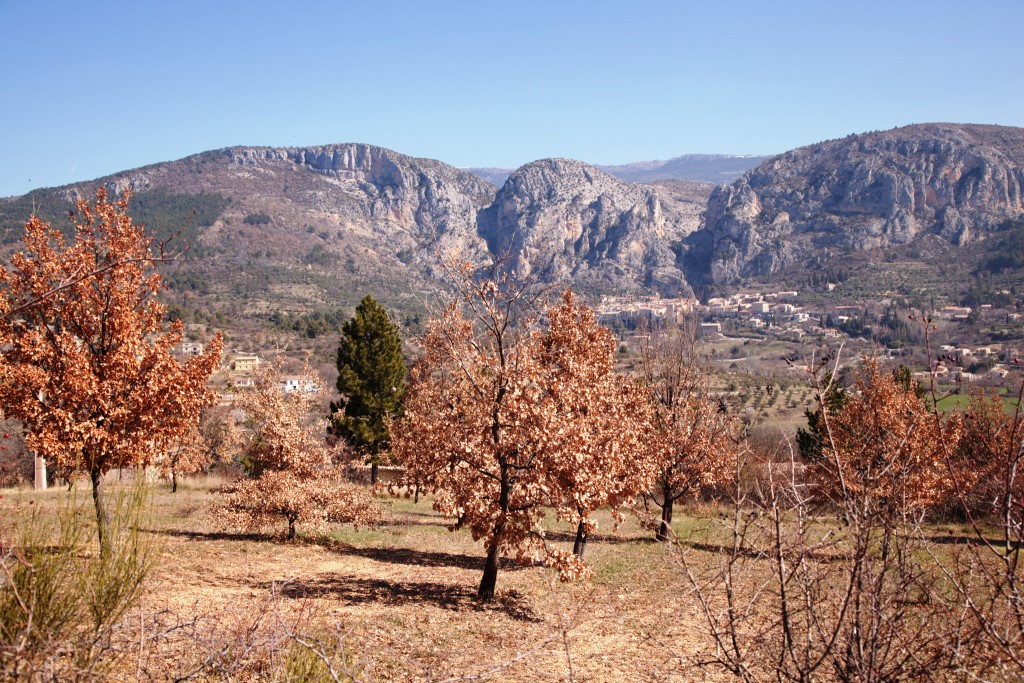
left=330, top=295, right=407, bottom=484
left=796, top=370, right=847, bottom=463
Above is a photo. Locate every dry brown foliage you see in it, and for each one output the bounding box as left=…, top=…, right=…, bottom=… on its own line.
left=810, top=357, right=954, bottom=517
left=535, top=291, right=654, bottom=565
left=640, top=319, right=742, bottom=541
left=391, top=264, right=651, bottom=599
left=0, top=188, right=222, bottom=539
left=221, top=362, right=380, bottom=539
left=158, top=425, right=211, bottom=494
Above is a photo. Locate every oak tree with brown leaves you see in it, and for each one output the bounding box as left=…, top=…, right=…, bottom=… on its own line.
left=538, top=291, right=653, bottom=561
left=640, top=320, right=740, bottom=541
left=810, top=358, right=953, bottom=518
left=221, top=363, right=380, bottom=539
left=0, top=188, right=222, bottom=543
left=199, top=405, right=241, bottom=469
left=947, top=390, right=1021, bottom=517
left=391, top=265, right=648, bottom=600
left=159, top=424, right=210, bottom=493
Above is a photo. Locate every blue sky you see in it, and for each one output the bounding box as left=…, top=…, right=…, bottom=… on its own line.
left=1, top=0, right=1022, bottom=197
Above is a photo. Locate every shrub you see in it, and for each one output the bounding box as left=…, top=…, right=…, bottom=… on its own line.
left=0, top=481, right=156, bottom=679
left=243, top=212, right=271, bottom=226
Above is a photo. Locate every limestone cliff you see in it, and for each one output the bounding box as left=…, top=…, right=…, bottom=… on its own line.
left=695, top=124, right=1024, bottom=284
left=477, top=158, right=701, bottom=296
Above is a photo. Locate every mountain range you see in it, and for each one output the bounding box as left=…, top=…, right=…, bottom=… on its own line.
left=2, top=123, right=1023, bottom=342
left=465, top=153, right=771, bottom=187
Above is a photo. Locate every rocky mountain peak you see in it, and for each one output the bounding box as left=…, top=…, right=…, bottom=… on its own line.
left=499, top=158, right=644, bottom=202
left=478, top=159, right=698, bottom=296
left=695, top=123, right=1024, bottom=284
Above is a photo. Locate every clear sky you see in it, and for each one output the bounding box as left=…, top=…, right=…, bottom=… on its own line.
left=1, top=0, right=1022, bottom=197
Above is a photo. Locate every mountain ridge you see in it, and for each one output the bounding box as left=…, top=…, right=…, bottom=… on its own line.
left=477, top=158, right=699, bottom=297
left=693, top=123, right=1024, bottom=286
left=463, top=153, right=770, bottom=188
left=3, top=124, right=1024, bottom=339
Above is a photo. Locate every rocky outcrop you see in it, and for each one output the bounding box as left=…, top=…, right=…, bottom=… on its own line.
left=696, top=124, right=1024, bottom=284
left=478, top=158, right=699, bottom=296
left=12, top=143, right=505, bottom=319
left=218, top=143, right=497, bottom=258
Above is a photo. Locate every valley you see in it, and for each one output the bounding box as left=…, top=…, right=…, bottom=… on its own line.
left=3, top=123, right=1024, bottom=418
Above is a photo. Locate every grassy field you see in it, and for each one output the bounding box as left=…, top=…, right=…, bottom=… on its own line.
left=1, top=477, right=734, bottom=682
left=932, top=388, right=1022, bottom=414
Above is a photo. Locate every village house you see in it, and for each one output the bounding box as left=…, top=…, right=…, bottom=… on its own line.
left=231, top=354, right=260, bottom=372
left=939, top=306, right=973, bottom=320
left=281, top=376, right=317, bottom=393
left=180, top=341, right=205, bottom=356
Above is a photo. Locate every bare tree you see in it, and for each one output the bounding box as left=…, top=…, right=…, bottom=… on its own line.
left=679, top=352, right=970, bottom=681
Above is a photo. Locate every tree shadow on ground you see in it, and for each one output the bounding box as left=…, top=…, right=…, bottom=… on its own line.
left=542, top=529, right=659, bottom=546
left=678, top=539, right=850, bottom=564
left=396, top=509, right=446, bottom=520
left=149, top=527, right=271, bottom=543
left=314, top=537, right=533, bottom=573
left=148, top=526, right=537, bottom=574
left=926, top=533, right=1018, bottom=548
left=386, top=516, right=452, bottom=529
left=264, top=574, right=540, bottom=622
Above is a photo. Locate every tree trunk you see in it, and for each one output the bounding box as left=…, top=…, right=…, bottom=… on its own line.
left=171, top=469, right=178, bottom=493
left=370, top=461, right=379, bottom=485
left=413, top=483, right=420, bottom=504
left=657, top=498, right=674, bottom=542
left=478, top=543, right=500, bottom=601
left=90, top=468, right=107, bottom=551
left=478, top=477, right=509, bottom=601
left=573, top=519, right=588, bottom=560
left=287, top=516, right=296, bottom=540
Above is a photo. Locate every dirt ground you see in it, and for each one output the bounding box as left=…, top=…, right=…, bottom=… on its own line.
left=23, top=477, right=725, bottom=682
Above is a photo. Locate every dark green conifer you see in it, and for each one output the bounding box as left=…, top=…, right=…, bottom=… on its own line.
left=796, top=370, right=847, bottom=463
left=330, top=295, right=407, bottom=484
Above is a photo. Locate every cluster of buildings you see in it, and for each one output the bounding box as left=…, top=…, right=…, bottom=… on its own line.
left=174, top=344, right=317, bottom=405
left=594, top=295, right=697, bottom=328
left=598, top=287, right=1023, bottom=386
left=908, top=343, right=1023, bottom=383
left=702, top=290, right=821, bottom=340
left=706, top=291, right=801, bottom=318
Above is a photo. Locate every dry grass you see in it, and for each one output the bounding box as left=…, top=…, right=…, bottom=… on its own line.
left=1, top=476, right=730, bottom=681
left=4, top=477, right=1001, bottom=680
